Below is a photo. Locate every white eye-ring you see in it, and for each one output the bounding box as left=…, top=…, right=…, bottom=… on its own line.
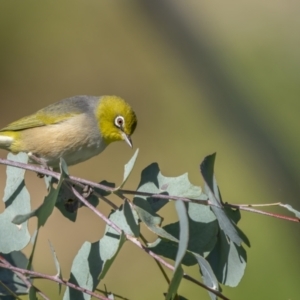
left=115, top=116, right=125, bottom=129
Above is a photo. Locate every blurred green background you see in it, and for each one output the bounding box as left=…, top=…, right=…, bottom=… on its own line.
left=0, top=1, right=299, bottom=299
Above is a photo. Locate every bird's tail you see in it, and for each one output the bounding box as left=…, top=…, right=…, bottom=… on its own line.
left=0, top=133, right=13, bottom=151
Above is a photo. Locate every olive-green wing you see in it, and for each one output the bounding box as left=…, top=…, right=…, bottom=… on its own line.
left=0, top=109, right=77, bottom=132
left=0, top=96, right=98, bottom=132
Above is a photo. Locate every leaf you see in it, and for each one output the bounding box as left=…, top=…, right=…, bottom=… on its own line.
left=0, top=153, right=31, bottom=253
left=136, top=163, right=207, bottom=213
left=174, top=201, right=189, bottom=268
left=193, top=253, right=219, bottom=300
left=117, top=148, right=139, bottom=189
left=0, top=251, right=31, bottom=296
left=12, top=159, right=67, bottom=227
left=165, top=201, right=188, bottom=300
left=165, top=266, right=183, bottom=300
left=134, top=196, right=178, bottom=242
left=134, top=163, right=210, bottom=243
left=28, top=286, right=38, bottom=300
left=55, top=183, right=99, bottom=221
left=27, top=229, right=39, bottom=271
left=49, top=240, right=62, bottom=293
left=63, top=203, right=138, bottom=300
left=200, top=153, right=249, bottom=246
left=54, top=183, right=79, bottom=221
left=206, top=230, right=247, bottom=287
left=147, top=202, right=218, bottom=263
left=187, top=202, right=218, bottom=256
left=147, top=239, right=196, bottom=266
left=94, top=180, right=115, bottom=197
left=123, top=199, right=139, bottom=237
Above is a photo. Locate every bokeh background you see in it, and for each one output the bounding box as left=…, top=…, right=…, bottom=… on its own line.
left=0, top=1, right=299, bottom=299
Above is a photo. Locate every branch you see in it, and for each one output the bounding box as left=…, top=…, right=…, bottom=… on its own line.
left=0, top=258, right=110, bottom=300
left=226, top=203, right=300, bottom=222
left=0, top=255, right=49, bottom=300
left=0, top=158, right=209, bottom=205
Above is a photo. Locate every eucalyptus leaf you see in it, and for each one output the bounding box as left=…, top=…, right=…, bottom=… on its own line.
left=136, top=163, right=207, bottom=213
left=12, top=158, right=67, bottom=228
left=134, top=163, right=210, bottom=243
left=49, top=240, right=62, bottom=293
left=148, top=202, right=218, bottom=261
left=94, top=180, right=115, bottom=197
left=55, top=183, right=99, bottom=221
left=134, top=197, right=178, bottom=242
left=174, top=201, right=188, bottom=269
left=28, top=287, right=38, bottom=300
left=165, top=266, right=183, bottom=300
left=0, top=251, right=31, bottom=296
left=0, top=153, right=30, bottom=253
left=27, top=229, right=39, bottom=271
left=206, top=230, right=247, bottom=287
left=118, top=148, right=139, bottom=188
left=200, top=153, right=249, bottom=247
left=123, top=199, right=139, bottom=237
left=193, top=253, right=219, bottom=300
left=165, top=201, right=188, bottom=300
left=63, top=202, right=138, bottom=299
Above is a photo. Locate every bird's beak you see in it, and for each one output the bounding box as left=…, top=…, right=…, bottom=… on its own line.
left=123, top=133, right=133, bottom=148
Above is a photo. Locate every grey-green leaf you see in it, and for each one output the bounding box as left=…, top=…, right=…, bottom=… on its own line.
left=0, top=251, right=31, bottom=296
left=49, top=240, right=62, bottom=293
left=123, top=199, right=140, bottom=237
left=118, top=148, right=139, bottom=189
left=136, top=163, right=207, bottom=213
left=206, top=230, right=247, bottom=287
left=134, top=163, right=210, bottom=243
left=165, top=266, right=184, bottom=300
left=27, top=229, right=39, bottom=271
left=134, top=197, right=178, bottom=242
left=28, top=286, right=38, bottom=300
left=63, top=203, right=136, bottom=299
left=200, top=153, right=249, bottom=246
left=174, top=200, right=188, bottom=269
left=12, top=161, right=67, bottom=228
left=148, top=202, right=218, bottom=262
left=193, top=253, right=219, bottom=300
left=164, top=201, right=188, bottom=300
left=0, top=153, right=31, bottom=253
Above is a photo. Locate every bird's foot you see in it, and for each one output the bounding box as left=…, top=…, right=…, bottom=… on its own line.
left=28, top=152, right=52, bottom=177
left=82, top=185, right=93, bottom=198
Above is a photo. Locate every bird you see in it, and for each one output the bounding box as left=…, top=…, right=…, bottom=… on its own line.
left=0, top=95, right=137, bottom=169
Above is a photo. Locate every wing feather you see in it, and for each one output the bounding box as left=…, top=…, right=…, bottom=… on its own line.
left=0, top=95, right=99, bottom=132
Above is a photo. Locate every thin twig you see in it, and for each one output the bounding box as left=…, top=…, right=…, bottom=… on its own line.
left=0, top=261, right=109, bottom=300
left=226, top=204, right=300, bottom=222
left=0, top=158, right=209, bottom=206
left=0, top=256, right=49, bottom=300
left=0, top=280, right=23, bottom=300
left=233, top=202, right=282, bottom=207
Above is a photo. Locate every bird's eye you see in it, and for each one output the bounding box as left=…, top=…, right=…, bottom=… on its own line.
left=115, top=116, right=125, bottom=128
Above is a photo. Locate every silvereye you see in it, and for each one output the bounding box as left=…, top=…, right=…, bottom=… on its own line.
left=0, top=95, right=137, bottom=168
